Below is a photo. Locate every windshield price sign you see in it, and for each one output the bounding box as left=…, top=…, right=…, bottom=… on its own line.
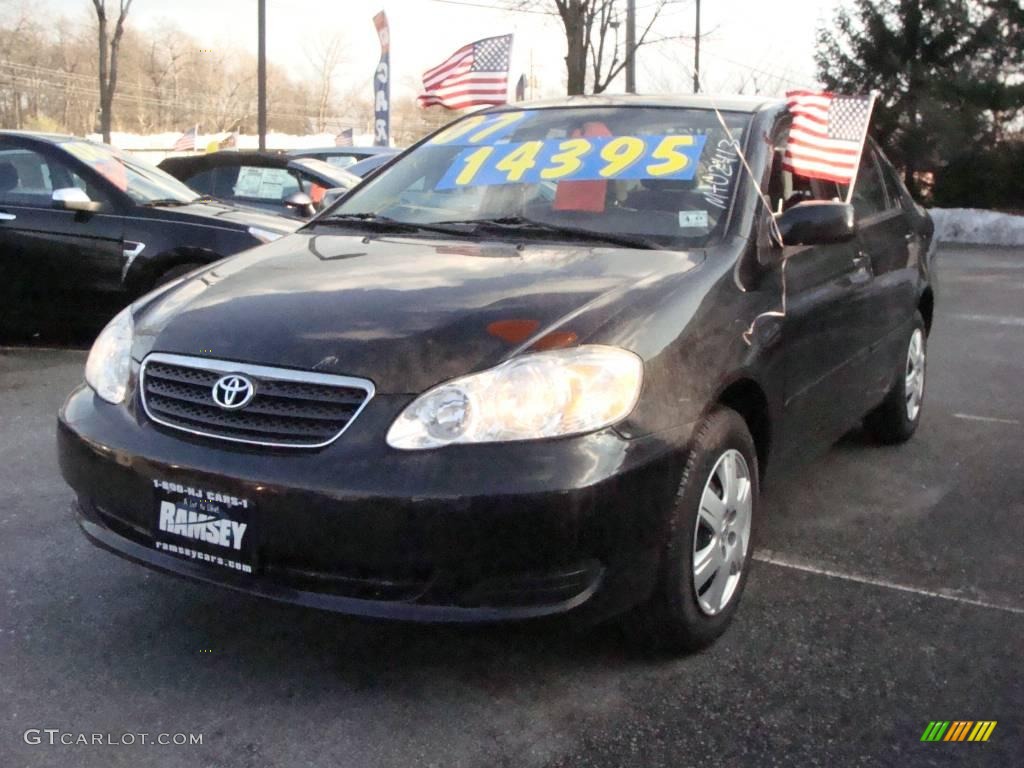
left=435, top=133, right=707, bottom=189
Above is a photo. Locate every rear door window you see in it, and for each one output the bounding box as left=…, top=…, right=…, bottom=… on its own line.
left=845, top=149, right=890, bottom=219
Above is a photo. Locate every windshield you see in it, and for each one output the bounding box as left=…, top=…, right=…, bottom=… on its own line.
left=62, top=141, right=200, bottom=204
left=325, top=106, right=750, bottom=248
left=291, top=157, right=360, bottom=190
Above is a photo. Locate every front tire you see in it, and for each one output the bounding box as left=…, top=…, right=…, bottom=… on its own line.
left=864, top=312, right=927, bottom=444
left=622, top=407, right=759, bottom=655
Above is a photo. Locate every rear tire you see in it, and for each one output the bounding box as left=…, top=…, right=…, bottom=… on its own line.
left=864, top=312, right=927, bottom=444
left=622, top=407, right=759, bottom=655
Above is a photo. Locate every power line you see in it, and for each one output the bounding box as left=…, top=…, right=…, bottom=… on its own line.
left=0, top=68, right=358, bottom=125
left=0, top=61, right=343, bottom=120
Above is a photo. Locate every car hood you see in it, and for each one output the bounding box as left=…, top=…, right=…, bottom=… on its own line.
left=134, top=233, right=702, bottom=393
left=145, top=200, right=298, bottom=233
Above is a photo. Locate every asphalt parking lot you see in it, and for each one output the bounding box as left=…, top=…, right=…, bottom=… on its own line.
left=1, top=244, right=1021, bottom=768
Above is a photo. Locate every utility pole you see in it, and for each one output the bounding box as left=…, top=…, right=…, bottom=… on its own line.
left=693, top=0, right=701, bottom=93
left=625, top=0, right=636, bottom=94
left=257, top=0, right=267, bottom=150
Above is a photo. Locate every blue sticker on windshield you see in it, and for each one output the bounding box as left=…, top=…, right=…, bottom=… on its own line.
left=435, top=134, right=707, bottom=189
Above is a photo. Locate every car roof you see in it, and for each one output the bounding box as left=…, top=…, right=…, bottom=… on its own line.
left=489, top=93, right=783, bottom=114
left=289, top=146, right=398, bottom=158
left=158, top=150, right=291, bottom=173
left=0, top=130, right=97, bottom=145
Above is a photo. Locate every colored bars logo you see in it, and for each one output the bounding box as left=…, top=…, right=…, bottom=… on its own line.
left=921, top=721, right=997, bottom=742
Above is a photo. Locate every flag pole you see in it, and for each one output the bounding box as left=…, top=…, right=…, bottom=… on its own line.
left=843, top=91, right=877, bottom=205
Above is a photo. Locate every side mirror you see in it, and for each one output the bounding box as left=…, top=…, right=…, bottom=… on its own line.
left=283, top=191, right=313, bottom=208
left=775, top=200, right=855, bottom=246
left=53, top=187, right=101, bottom=213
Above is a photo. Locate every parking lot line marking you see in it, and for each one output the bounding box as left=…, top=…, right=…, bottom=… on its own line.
left=754, top=550, right=1024, bottom=616
left=950, top=313, right=1024, bottom=326
left=952, top=413, right=1021, bottom=425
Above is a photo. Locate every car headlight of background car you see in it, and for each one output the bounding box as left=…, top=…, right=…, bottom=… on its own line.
left=84, top=306, right=134, bottom=404
left=386, top=345, right=643, bottom=450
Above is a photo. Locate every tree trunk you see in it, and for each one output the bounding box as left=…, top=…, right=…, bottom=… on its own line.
left=95, top=6, right=110, bottom=140
left=564, top=10, right=587, bottom=95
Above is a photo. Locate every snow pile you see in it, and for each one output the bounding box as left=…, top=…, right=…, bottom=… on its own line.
left=930, top=208, right=1024, bottom=246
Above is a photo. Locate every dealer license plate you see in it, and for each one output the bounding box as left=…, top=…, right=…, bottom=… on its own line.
left=150, top=479, right=256, bottom=575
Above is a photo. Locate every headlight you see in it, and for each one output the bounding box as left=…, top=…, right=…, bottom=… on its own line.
left=386, top=345, right=643, bottom=450
left=85, top=306, right=134, bottom=404
left=247, top=226, right=285, bottom=243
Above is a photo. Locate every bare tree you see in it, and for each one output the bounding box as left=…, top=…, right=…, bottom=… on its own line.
left=91, top=0, right=134, bottom=142
left=306, top=33, right=345, bottom=133
left=516, top=0, right=673, bottom=95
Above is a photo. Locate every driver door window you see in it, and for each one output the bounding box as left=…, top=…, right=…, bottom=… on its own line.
left=0, top=148, right=54, bottom=207
left=0, top=148, right=109, bottom=209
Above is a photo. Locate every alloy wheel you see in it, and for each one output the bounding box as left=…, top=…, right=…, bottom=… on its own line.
left=693, top=449, right=752, bottom=616
left=905, top=328, right=926, bottom=421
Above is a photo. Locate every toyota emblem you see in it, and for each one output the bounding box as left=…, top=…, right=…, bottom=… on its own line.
left=211, top=375, right=255, bottom=410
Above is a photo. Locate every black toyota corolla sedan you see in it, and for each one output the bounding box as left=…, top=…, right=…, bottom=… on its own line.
left=57, top=96, right=935, bottom=653
left=0, top=132, right=297, bottom=337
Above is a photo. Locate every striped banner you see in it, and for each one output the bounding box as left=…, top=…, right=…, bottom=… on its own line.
left=920, top=721, right=997, bottom=742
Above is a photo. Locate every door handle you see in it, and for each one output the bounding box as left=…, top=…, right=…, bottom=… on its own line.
left=0, top=212, right=15, bottom=221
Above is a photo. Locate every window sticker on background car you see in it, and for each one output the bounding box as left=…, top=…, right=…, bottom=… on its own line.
left=235, top=167, right=291, bottom=199
left=435, top=133, right=708, bottom=189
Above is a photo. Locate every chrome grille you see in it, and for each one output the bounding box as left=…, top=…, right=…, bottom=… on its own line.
left=140, top=353, right=374, bottom=448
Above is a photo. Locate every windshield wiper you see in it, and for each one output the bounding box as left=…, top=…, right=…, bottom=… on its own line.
left=312, top=212, right=471, bottom=237
left=435, top=216, right=664, bottom=250
left=141, top=198, right=193, bottom=207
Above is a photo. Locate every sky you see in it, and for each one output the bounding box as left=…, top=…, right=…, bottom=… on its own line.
left=41, top=0, right=841, bottom=101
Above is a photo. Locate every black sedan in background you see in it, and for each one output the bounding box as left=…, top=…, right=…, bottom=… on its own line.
left=159, top=151, right=360, bottom=219
left=58, top=96, right=935, bottom=654
left=0, top=131, right=297, bottom=338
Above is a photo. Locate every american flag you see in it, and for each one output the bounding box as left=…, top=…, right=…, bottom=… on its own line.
left=334, top=127, right=354, bottom=147
left=784, top=90, right=875, bottom=184
left=418, top=34, right=512, bottom=110
left=172, top=125, right=197, bottom=152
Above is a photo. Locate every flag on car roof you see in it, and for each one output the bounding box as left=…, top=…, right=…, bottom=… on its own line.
left=418, top=34, right=512, bottom=110
left=173, top=125, right=198, bottom=152
left=334, top=127, right=354, bottom=147
left=783, top=91, right=875, bottom=185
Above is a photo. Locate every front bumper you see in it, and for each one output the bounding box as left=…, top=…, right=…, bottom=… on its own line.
left=58, top=383, right=689, bottom=623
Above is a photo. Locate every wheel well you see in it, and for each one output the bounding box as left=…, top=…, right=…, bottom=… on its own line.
left=129, top=247, right=219, bottom=296
left=717, top=378, right=771, bottom=477
left=919, top=288, right=934, bottom=335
